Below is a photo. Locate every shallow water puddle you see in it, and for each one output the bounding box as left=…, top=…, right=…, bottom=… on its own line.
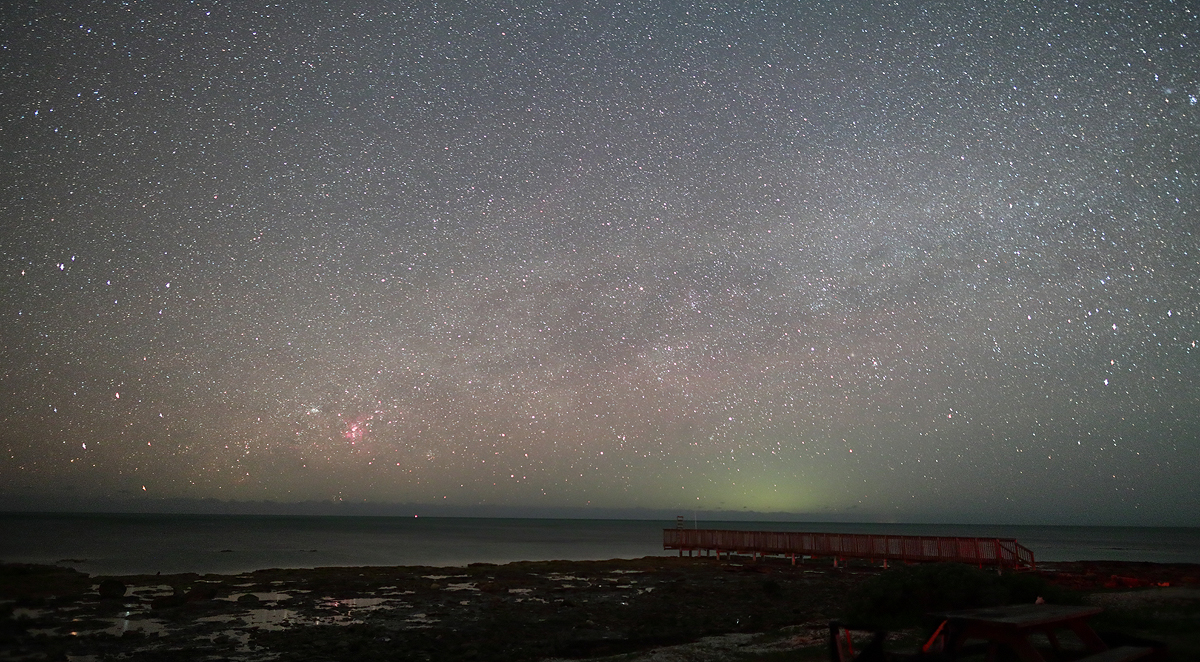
left=310, top=614, right=366, bottom=626
left=128, top=584, right=176, bottom=598
left=97, top=614, right=170, bottom=637
left=603, top=577, right=638, bottom=588
left=239, top=608, right=295, bottom=630
left=198, top=629, right=251, bottom=647
left=195, top=608, right=296, bottom=631
left=404, top=612, right=438, bottom=628
left=11, top=607, right=52, bottom=619
left=319, top=596, right=392, bottom=609
left=196, top=614, right=239, bottom=624
left=222, top=591, right=292, bottom=602
left=38, top=613, right=171, bottom=639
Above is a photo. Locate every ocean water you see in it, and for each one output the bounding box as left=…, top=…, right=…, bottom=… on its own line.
left=2, top=513, right=1197, bottom=576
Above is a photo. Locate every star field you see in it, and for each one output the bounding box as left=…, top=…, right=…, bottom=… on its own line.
left=2, top=0, right=1198, bottom=524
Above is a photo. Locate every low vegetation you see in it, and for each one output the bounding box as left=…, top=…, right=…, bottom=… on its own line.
left=841, top=562, right=1079, bottom=630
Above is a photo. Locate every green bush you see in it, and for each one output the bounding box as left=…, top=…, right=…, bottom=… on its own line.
left=842, top=563, right=1078, bottom=630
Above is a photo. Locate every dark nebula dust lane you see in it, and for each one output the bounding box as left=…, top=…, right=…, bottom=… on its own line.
left=2, top=1, right=1197, bottom=524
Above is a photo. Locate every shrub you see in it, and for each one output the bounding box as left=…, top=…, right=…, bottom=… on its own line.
left=842, top=563, right=1077, bottom=630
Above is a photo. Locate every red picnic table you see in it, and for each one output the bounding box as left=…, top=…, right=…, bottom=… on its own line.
left=934, top=604, right=1153, bottom=662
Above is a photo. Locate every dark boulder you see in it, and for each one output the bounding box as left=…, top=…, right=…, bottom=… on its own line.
left=97, top=578, right=126, bottom=600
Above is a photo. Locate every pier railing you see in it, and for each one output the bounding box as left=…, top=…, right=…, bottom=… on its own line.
left=663, top=528, right=1036, bottom=571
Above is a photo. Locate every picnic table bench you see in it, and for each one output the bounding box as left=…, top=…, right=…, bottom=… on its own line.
left=830, top=603, right=1157, bottom=661
left=933, top=604, right=1153, bottom=662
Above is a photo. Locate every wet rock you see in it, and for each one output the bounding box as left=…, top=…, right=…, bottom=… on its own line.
left=185, top=584, right=218, bottom=602
left=19, top=556, right=1189, bottom=662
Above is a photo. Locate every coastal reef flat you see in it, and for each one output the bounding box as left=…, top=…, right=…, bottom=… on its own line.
left=2, top=557, right=1198, bottom=661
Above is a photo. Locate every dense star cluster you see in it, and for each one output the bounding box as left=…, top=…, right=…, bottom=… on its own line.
left=2, top=1, right=1197, bottom=524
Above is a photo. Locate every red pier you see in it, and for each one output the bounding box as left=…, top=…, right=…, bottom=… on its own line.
left=663, top=528, right=1036, bottom=571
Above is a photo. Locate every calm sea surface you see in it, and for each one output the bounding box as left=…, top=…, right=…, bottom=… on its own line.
left=2, top=513, right=1197, bottom=576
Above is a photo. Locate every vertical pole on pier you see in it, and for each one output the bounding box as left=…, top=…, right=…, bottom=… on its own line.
left=883, top=559, right=888, bottom=569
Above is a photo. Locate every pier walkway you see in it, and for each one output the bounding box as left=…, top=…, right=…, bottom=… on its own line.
left=663, top=528, right=1036, bottom=571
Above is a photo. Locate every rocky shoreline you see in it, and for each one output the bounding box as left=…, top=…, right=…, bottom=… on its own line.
left=2, top=557, right=1198, bottom=661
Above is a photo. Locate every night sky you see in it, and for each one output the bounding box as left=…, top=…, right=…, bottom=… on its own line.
left=2, top=1, right=1197, bottom=525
